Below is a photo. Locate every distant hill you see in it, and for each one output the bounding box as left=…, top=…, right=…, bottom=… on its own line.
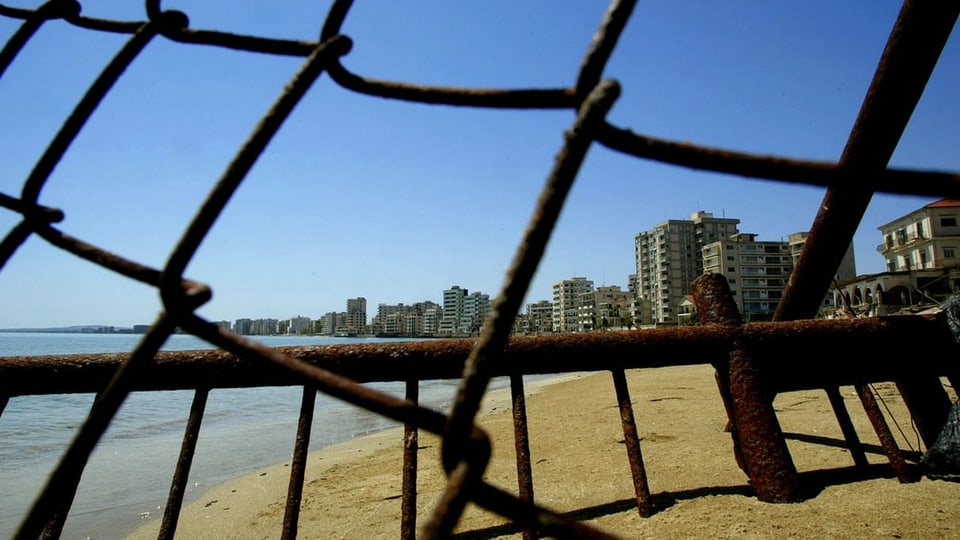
left=0, top=325, right=133, bottom=334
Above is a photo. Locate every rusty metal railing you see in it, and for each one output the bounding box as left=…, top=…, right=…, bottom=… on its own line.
left=2, top=1, right=959, bottom=538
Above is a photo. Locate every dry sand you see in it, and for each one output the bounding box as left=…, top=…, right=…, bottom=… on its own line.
left=129, top=364, right=960, bottom=539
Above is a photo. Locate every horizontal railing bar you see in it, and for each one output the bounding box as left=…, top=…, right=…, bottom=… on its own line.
left=2, top=315, right=955, bottom=396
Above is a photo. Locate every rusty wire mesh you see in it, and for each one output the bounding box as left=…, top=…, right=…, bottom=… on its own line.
left=1, top=0, right=960, bottom=538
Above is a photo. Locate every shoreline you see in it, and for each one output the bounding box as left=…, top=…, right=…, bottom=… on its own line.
left=129, top=366, right=960, bottom=538
left=126, top=373, right=581, bottom=539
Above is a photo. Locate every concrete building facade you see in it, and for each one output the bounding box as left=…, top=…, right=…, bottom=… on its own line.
left=525, top=300, right=554, bottom=335
left=345, top=297, right=367, bottom=335
left=552, top=277, right=594, bottom=333
left=635, top=211, right=740, bottom=324
left=440, top=286, right=468, bottom=335
left=878, top=198, right=960, bottom=272
left=702, top=233, right=794, bottom=320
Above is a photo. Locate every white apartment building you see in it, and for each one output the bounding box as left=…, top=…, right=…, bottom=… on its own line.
left=552, top=277, right=594, bottom=333
left=702, top=233, right=794, bottom=319
left=635, top=211, right=740, bottom=324
left=878, top=198, right=960, bottom=271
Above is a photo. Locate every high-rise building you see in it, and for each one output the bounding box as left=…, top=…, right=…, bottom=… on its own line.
left=702, top=233, right=794, bottom=320
left=552, top=277, right=594, bottom=333
left=345, top=297, right=367, bottom=335
left=319, top=312, right=337, bottom=336
left=233, top=318, right=252, bottom=335
left=702, top=231, right=857, bottom=320
left=441, top=286, right=469, bottom=335
left=462, top=292, right=491, bottom=335
left=635, top=211, right=740, bottom=324
left=438, top=286, right=489, bottom=336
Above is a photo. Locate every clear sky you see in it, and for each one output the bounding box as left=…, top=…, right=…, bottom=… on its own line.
left=1, top=1, right=957, bottom=328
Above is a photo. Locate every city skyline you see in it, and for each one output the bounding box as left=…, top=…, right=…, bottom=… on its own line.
left=2, top=3, right=957, bottom=328
left=0, top=200, right=942, bottom=330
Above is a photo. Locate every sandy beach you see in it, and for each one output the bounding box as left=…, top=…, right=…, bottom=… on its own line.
left=128, top=364, right=960, bottom=539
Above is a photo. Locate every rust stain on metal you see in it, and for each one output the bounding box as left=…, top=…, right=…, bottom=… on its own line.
left=2, top=0, right=958, bottom=537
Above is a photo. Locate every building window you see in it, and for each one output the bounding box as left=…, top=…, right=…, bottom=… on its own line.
left=941, top=216, right=958, bottom=227
left=727, top=267, right=735, bottom=272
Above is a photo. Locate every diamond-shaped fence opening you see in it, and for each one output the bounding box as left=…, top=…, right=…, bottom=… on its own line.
left=1, top=1, right=959, bottom=539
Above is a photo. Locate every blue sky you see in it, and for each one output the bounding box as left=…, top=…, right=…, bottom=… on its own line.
left=1, top=1, right=957, bottom=328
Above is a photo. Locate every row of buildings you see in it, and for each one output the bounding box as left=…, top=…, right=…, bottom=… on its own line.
left=219, top=200, right=960, bottom=336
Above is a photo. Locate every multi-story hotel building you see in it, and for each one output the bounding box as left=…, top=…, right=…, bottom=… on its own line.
left=878, top=198, right=960, bottom=272
left=552, top=277, right=594, bottom=333
left=826, top=199, right=960, bottom=317
left=635, top=211, right=740, bottom=324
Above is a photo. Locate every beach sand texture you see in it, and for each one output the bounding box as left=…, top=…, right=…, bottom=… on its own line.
left=129, top=365, right=960, bottom=539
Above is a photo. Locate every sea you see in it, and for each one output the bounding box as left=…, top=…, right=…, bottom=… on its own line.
left=0, top=332, right=508, bottom=540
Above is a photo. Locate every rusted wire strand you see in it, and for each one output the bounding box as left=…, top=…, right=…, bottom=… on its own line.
left=776, top=0, right=960, bottom=322
left=574, top=0, right=636, bottom=104
left=159, top=34, right=351, bottom=313
left=2, top=0, right=959, bottom=537
left=15, top=314, right=177, bottom=540
left=596, top=124, right=960, bottom=197
left=0, top=0, right=78, bottom=78
left=19, top=16, right=173, bottom=205
left=179, top=315, right=621, bottom=538
left=443, top=80, right=621, bottom=476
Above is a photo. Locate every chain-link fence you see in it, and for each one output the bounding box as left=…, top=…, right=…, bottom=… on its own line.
left=2, top=1, right=959, bottom=538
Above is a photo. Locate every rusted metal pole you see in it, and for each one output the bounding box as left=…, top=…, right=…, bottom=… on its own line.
left=690, top=274, right=799, bottom=502
left=401, top=378, right=419, bottom=540
left=691, top=274, right=745, bottom=470
left=775, top=0, right=960, bottom=322
left=509, top=375, right=537, bottom=539
left=727, top=345, right=801, bottom=502
left=281, top=386, right=317, bottom=540
left=610, top=370, right=653, bottom=516
left=159, top=387, right=210, bottom=540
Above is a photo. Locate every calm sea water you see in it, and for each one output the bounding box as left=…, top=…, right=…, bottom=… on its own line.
left=0, top=333, right=496, bottom=540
